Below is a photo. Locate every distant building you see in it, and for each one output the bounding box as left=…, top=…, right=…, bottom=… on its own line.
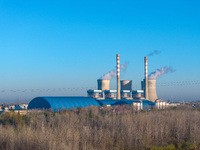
left=28, top=96, right=156, bottom=112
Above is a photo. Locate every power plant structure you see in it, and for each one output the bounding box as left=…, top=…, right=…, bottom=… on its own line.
left=141, top=79, right=159, bottom=103
left=148, top=79, right=158, bottom=102
left=116, top=54, right=121, bottom=99
left=144, top=56, right=149, bottom=100
left=97, top=79, right=110, bottom=90
left=121, top=80, right=132, bottom=91
left=87, top=54, right=160, bottom=102
left=28, top=54, right=163, bottom=112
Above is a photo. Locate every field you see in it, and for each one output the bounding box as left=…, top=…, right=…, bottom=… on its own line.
left=1, top=105, right=200, bottom=150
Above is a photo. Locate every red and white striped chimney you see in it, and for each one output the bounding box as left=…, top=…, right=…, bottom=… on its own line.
left=144, top=56, right=149, bottom=99
left=117, top=54, right=121, bottom=99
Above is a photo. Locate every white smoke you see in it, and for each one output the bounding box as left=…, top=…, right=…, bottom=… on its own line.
left=100, top=63, right=128, bottom=80
left=120, top=63, right=128, bottom=70
left=100, top=70, right=117, bottom=80
left=147, top=50, right=161, bottom=57
left=148, top=66, right=175, bottom=79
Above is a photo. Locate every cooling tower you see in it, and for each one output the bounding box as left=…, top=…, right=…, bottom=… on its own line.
left=97, top=79, right=110, bottom=90
left=121, top=80, right=132, bottom=90
left=148, top=79, right=158, bottom=102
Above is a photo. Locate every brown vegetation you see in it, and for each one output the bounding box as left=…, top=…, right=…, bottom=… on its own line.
left=0, top=105, right=200, bottom=150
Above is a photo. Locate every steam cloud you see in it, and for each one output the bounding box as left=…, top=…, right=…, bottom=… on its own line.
left=147, top=50, right=161, bottom=57
left=100, top=63, right=128, bottom=80
left=148, top=66, right=175, bottom=79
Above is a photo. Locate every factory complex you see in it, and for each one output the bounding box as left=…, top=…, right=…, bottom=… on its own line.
left=26, top=54, right=174, bottom=112
left=0, top=103, right=28, bottom=115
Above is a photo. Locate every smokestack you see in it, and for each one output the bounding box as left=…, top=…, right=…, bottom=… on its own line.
left=97, top=79, right=110, bottom=90
left=117, top=54, right=121, bottom=99
left=148, top=79, right=158, bottom=102
left=144, top=56, right=149, bottom=100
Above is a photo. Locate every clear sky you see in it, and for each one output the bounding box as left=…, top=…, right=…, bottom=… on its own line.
left=0, top=0, right=200, bottom=102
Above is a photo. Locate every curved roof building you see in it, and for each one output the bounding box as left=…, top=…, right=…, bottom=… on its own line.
left=28, top=96, right=156, bottom=112
left=142, top=100, right=156, bottom=109
left=28, top=97, right=100, bottom=111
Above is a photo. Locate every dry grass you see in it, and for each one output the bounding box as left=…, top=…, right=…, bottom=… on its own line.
left=1, top=105, right=200, bottom=150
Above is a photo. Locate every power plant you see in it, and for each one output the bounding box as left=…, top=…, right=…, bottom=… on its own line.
left=87, top=54, right=160, bottom=102
left=144, top=57, right=149, bottom=100
left=116, top=54, right=121, bottom=99
left=148, top=79, right=158, bottom=102
left=97, top=79, right=110, bottom=90
left=28, top=54, right=167, bottom=112
left=121, top=80, right=132, bottom=91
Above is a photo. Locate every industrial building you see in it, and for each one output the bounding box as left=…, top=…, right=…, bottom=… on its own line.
left=87, top=56, right=159, bottom=102
left=28, top=54, right=163, bottom=112
left=28, top=96, right=156, bottom=112
left=28, top=97, right=100, bottom=111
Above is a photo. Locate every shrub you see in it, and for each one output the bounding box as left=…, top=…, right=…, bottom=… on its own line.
left=0, top=106, right=200, bottom=150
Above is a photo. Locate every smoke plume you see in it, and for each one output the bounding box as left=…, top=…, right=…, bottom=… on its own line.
left=100, top=63, right=128, bottom=80
left=119, top=63, right=128, bottom=70
left=147, top=50, right=161, bottom=57
left=148, top=66, right=175, bottom=79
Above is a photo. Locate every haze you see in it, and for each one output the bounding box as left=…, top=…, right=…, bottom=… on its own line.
left=0, top=0, right=200, bottom=102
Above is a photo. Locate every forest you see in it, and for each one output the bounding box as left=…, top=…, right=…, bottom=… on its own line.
left=0, top=104, right=200, bottom=150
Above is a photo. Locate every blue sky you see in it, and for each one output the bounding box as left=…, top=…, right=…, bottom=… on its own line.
left=0, top=0, right=200, bottom=102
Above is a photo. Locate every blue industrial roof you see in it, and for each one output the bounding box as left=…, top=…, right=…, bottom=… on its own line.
left=28, top=96, right=156, bottom=111
left=123, top=100, right=141, bottom=105
left=142, top=100, right=156, bottom=109
left=96, top=99, right=155, bottom=109
left=97, top=99, right=140, bottom=106
left=96, top=100, right=121, bottom=105
left=28, top=97, right=100, bottom=111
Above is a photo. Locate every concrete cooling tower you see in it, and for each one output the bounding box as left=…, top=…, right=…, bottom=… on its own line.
left=120, top=80, right=132, bottom=90
left=97, top=79, right=110, bottom=90
left=148, top=79, right=158, bottom=102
